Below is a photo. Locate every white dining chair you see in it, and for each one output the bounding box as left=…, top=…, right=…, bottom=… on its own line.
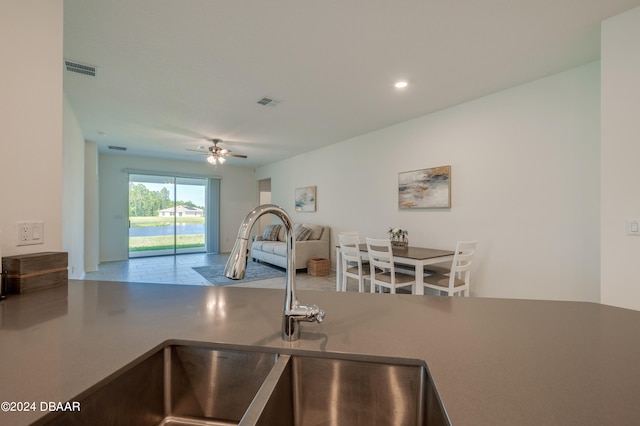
left=423, top=240, right=477, bottom=296
left=366, top=238, right=416, bottom=294
left=338, top=232, right=369, bottom=292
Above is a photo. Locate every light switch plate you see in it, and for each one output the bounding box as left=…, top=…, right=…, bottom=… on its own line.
left=627, top=220, right=640, bottom=236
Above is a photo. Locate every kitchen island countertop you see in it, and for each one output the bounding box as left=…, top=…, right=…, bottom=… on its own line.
left=1, top=279, right=639, bottom=425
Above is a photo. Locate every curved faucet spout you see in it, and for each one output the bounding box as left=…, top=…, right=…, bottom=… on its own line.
left=224, top=204, right=325, bottom=341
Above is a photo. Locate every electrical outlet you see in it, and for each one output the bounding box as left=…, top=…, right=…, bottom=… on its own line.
left=21, top=224, right=30, bottom=241
left=16, top=221, right=44, bottom=246
left=17, top=222, right=30, bottom=245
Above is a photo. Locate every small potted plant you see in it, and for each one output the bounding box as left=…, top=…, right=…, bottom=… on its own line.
left=388, top=227, right=408, bottom=248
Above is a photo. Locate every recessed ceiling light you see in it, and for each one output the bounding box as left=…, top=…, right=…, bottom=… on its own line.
left=394, top=81, right=408, bottom=89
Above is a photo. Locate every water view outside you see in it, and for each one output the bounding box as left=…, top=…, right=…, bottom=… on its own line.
left=129, top=175, right=206, bottom=257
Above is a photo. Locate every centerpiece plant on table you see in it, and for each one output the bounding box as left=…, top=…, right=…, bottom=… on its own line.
left=388, top=227, right=408, bottom=248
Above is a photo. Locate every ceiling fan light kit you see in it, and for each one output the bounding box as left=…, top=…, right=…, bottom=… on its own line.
left=207, top=154, right=226, bottom=165
left=187, top=138, right=247, bottom=166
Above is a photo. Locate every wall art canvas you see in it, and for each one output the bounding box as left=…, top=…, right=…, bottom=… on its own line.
left=295, top=186, right=316, bottom=212
left=398, top=166, right=451, bottom=209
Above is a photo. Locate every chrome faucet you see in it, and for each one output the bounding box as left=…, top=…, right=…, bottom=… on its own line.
left=224, top=204, right=325, bottom=341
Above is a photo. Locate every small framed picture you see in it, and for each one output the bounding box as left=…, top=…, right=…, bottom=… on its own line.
left=295, top=186, right=316, bottom=212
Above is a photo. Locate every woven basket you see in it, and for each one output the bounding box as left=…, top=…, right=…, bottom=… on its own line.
left=391, top=240, right=407, bottom=249
left=307, top=258, right=330, bottom=277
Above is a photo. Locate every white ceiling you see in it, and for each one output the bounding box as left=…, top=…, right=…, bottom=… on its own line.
left=63, top=0, right=640, bottom=168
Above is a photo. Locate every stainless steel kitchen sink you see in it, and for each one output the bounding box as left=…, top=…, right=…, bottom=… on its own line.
left=243, top=354, right=448, bottom=426
left=37, top=343, right=448, bottom=426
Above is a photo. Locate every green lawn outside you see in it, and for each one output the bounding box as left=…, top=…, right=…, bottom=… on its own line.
left=129, top=234, right=205, bottom=251
left=129, top=216, right=205, bottom=251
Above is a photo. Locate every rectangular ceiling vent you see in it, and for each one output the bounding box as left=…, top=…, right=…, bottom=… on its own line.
left=64, top=60, right=97, bottom=77
left=108, top=145, right=127, bottom=151
left=256, top=96, right=281, bottom=107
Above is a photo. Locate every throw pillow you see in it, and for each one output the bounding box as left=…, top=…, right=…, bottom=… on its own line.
left=262, top=224, right=282, bottom=241
left=295, top=225, right=312, bottom=241
left=302, top=223, right=323, bottom=240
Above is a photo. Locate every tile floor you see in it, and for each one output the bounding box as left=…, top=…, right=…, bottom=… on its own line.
left=83, top=253, right=341, bottom=292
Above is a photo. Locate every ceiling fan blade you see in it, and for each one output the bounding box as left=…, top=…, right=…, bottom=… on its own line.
left=224, top=153, right=248, bottom=158
left=186, top=148, right=208, bottom=153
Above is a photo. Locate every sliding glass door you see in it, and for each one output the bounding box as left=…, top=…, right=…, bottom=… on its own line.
left=174, top=177, right=207, bottom=254
left=128, top=174, right=208, bottom=257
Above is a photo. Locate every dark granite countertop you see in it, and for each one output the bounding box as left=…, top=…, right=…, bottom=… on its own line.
left=1, top=280, right=639, bottom=425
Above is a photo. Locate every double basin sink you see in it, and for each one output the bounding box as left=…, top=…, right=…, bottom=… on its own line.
left=36, top=342, right=449, bottom=426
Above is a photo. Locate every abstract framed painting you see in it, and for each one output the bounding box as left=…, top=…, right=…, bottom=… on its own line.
left=398, top=166, right=451, bottom=209
left=295, top=186, right=316, bottom=212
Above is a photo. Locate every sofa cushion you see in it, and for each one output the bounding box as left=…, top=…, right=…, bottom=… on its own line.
left=295, top=225, right=312, bottom=241
left=255, top=241, right=280, bottom=254
left=273, top=244, right=288, bottom=257
left=251, top=240, right=282, bottom=253
left=262, top=224, right=282, bottom=241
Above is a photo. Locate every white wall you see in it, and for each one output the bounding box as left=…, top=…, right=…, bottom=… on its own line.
left=601, top=7, right=640, bottom=310
left=62, top=95, right=85, bottom=278
left=257, top=62, right=601, bottom=302
left=0, top=0, right=64, bottom=258
left=98, top=154, right=256, bottom=262
left=258, top=178, right=272, bottom=235
left=84, top=141, right=100, bottom=272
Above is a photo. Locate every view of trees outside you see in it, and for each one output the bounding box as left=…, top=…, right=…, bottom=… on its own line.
left=129, top=183, right=201, bottom=216
left=128, top=176, right=206, bottom=255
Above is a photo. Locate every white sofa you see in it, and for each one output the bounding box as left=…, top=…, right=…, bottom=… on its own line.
left=251, top=224, right=330, bottom=271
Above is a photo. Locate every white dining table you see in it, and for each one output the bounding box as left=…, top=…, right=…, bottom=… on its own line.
left=335, top=243, right=455, bottom=295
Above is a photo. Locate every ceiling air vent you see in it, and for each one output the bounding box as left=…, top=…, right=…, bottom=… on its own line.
left=256, top=97, right=281, bottom=107
left=108, top=145, right=127, bottom=151
left=64, top=60, right=97, bottom=77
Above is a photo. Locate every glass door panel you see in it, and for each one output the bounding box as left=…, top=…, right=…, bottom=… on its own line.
left=175, top=177, right=206, bottom=254
left=129, top=174, right=175, bottom=257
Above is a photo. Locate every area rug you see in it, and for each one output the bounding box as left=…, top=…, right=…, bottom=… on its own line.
left=192, top=262, right=285, bottom=286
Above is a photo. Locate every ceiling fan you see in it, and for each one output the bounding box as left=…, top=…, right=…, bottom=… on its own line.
left=188, top=138, right=248, bottom=165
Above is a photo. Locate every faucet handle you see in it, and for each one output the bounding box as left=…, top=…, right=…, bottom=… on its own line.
left=293, top=303, right=326, bottom=323
left=306, top=303, right=325, bottom=323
